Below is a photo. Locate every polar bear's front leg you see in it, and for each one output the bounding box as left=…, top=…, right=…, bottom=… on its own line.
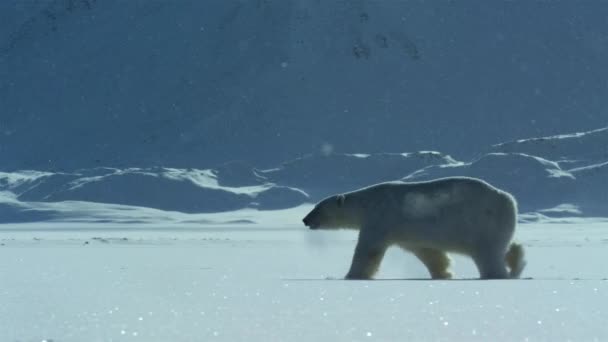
left=345, top=230, right=388, bottom=280
left=412, top=248, right=453, bottom=279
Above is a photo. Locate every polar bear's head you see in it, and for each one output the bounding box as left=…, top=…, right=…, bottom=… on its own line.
left=302, top=194, right=359, bottom=230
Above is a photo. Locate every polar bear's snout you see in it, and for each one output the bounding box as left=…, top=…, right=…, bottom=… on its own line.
left=302, top=212, right=319, bottom=229
left=303, top=205, right=326, bottom=229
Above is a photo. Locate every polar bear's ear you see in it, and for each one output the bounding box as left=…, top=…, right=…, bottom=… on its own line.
left=336, top=194, right=345, bottom=207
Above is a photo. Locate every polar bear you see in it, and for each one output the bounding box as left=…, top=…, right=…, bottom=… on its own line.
left=302, top=177, right=526, bottom=280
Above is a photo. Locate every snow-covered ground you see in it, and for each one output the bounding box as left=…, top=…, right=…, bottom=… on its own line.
left=1, top=207, right=607, bottom=341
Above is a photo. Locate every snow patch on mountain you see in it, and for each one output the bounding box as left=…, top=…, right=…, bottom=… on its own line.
left=1, top=127, right=607, bottom=222
left=491, top=126, right=608, bottom=167
left=0, top=167, right=308, bottom=222
left=262, top=151, right=459, bottom=199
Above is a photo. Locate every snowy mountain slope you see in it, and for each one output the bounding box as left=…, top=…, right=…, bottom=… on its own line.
left=2, top=1, right=608, bottom=170
left=2, top=125, right=608, bottom=221
left=1, top=152, right=458, bottom=222
left=0, top=190, right=312, bottom=226
left=260, top=151, right=460, bottom=199
left=491, top=127, right=608, bottom=167
left=569, top=161, right=608, bottom=216
left=0, top=167, right=308, bottom=222
left=0, top=137, right=606, bottom=223
left=0, top=191, right=58, bottom=223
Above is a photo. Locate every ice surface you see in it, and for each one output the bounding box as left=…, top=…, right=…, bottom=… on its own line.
left=1, top=214, right=607, bottom=341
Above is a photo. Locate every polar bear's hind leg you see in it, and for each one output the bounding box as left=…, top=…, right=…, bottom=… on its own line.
left=472, top=248, right=510, bottom=279
left=505, top=242, right=526, bottom=278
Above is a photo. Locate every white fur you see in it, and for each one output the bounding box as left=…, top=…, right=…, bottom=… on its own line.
left=302, top=177, right=526, bottom=280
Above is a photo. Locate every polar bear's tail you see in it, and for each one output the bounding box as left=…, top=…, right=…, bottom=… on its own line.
left=505, top=242, right=526, bottom=278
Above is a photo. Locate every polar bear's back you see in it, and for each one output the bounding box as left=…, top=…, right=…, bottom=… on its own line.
left=355, top=177, right=515, bottom=211
left=350, top=177, right=517, bottom=251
